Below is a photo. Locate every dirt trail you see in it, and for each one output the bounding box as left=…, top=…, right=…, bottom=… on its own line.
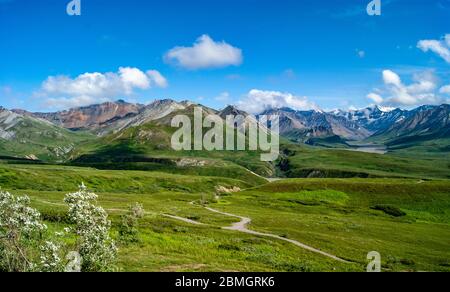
left=162, top=214, right=205, bottom=225
left=33, top=198, right=348, bottom=263
left=204, top=206, right=350, bottom=263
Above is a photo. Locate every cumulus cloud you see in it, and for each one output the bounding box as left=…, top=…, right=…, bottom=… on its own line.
left=164, top=35, right=243, bottom=70
left=383, top=70, right=402, bottom=87
left=237, top=89, right=320, bottom=114
left=367, top=93, right=383, bottom=104
left=118, top=67, right=151, bottom=93
left=367, top=70, right=444, bottom=107
left=38, top=67, right=167, bottom=109
left=417, top=34, right=450, bottom=63
left=407, top=71, right=437, bottom=94
left=146, top=70, right=168, bottom=88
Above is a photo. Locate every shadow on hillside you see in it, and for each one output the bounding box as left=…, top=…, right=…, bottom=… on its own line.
left=71, top=143, right=174, bottom=165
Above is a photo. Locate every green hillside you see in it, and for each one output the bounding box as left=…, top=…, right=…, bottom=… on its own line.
left=68, top=108, right=274, bottom=184
left=0, top=115, right=94, bottom=161
left=277, top=143, right=450, bottom=179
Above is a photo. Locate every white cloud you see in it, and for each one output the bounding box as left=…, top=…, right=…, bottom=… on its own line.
left=237, top=89, right=320, bottom=114
left=417, top=34, right=450, bottom=63
left=440, top=85, right=450, bottom=94
left=368, top=70, right=444, bottom=107
left=44, top=96, right=110, bottom=110
left=407, top=71, right=437, bottom=94
left=38, top=67, right=167, bottom=109
left=367, top=93, right=383, bottom=104
left=146, top=70, right=168, bottom=88
left=382, top=70, right=402, bottom=87
left=164, top=35, right=243, bottom=70
left=119, top=67, right=151, bottom=93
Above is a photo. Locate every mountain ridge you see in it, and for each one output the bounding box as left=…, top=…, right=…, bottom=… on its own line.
left=4, top=101, right=450, bottom=156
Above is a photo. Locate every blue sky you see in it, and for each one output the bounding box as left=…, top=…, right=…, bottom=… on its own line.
left=0, top=0, right=449, bottom=112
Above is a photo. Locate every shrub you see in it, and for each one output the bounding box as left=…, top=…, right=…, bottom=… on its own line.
left=371, top=204, right=406, bottom=217
left=187, top=215, right=201, bottom=221
left=40, top=210, right=70, bottom=223
left=218, top=244, right=241, bottom=251
left=0, top=184, right=118, bottom=272
left=118, top=203, right=145, bottom=244
left=0, top=190, right=61, bottom=272
left=64, top=184, right=117, bottom=272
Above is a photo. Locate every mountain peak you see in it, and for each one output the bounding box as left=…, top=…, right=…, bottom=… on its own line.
left=219, top=105, right=249, bottom=118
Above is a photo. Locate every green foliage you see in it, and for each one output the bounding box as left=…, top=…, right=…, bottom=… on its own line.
left=0, top=190, right=47, bottom=272
left=118, top=203, right=145, bottom=244
left=278, top=143, right=450, bottom=179
left=0, top=186, right=118, bottom=272
left=1, top=159, right=449, bottom=272
left=0, top=163, right=255, bottom=193
left=64, top=185, right=117, bottom=272
left=371, top=204, right=406, bottom=217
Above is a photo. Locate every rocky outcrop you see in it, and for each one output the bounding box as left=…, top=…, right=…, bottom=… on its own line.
left=15, top=100, right=144, bottom=131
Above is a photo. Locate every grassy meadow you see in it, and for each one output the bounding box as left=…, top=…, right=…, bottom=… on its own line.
left=1, top=159, right=449, bottom=272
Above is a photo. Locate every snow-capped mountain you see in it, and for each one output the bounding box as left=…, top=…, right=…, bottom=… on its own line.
left=370, top=104, right=450, bottom=145
left=332, top=105, right=410, bottom=133
left=260, top=107, right=371, bottom=141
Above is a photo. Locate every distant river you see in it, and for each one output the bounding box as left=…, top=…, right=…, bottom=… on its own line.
left=345, top=145, right=387, bottom=154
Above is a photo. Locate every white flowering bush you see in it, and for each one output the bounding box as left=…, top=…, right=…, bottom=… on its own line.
left=39, top=241, right=64, bottom=272
left=0, top=184, right=117, bottom=272
left=0, top=190, right=47, bottom=272
left=64, top=184, right=117, bottom=272
left=118, top=203, right=145, bottom=244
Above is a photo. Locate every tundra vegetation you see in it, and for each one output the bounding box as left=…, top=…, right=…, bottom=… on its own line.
left=0, top=160, right=448, bottom=272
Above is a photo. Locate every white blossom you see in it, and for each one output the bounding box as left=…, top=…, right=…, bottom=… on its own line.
left=64, top=186, right=117, bottom=271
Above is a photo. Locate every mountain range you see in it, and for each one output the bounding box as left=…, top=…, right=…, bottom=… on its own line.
left=0, top=106, right=92, bottom=160
left=1, top=100, right=448, bottom=161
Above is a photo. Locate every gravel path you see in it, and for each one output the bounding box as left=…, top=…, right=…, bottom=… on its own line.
left=33, top=197, right=349, bottom=263
left=204, top=206, right=350, bottom=263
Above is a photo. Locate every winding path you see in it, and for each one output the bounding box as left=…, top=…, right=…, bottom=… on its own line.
left=203, top=206, right=350, bottom=263
left=162, top=214, right=205, bottom=225
left=33, top=197, right=348, bottom=263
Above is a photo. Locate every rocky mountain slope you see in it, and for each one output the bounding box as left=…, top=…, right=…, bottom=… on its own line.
left=370, top=104, right=450, bottom=146
left=332, top=105, right=410, bottom=133
left=14, top=100, right=143, bottom=134
left=3, top=99, right=450, bottom=161
left=260, top=107, right=371, bottom=142
left=0, top=107, right=93, bottom=160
